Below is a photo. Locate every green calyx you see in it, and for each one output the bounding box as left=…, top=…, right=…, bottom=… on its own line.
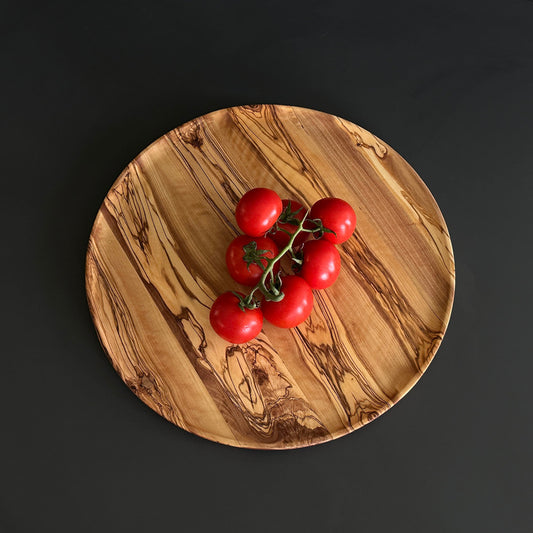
left=241, top=241, right=271, bottom=271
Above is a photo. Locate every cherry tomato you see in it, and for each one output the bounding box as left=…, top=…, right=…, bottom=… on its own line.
left=225, top=235, right=279, bottom=286
left=310, top=198, right=356, bottom=244
left=235, top=188, right=283, bottom=237
left=209, top=292, right=263, bottom=344
left=268, top=199, right=309, bottom=249
left=298, top=239, right=341, bottom=289
left=262, top=275, right=313, bottom=329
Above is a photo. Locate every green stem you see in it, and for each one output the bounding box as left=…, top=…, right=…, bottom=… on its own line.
left=249, top=210, right=311, bottom=304
left=237, top=209, right=330, bottom=310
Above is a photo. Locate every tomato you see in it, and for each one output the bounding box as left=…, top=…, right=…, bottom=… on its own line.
left=262, top=275, right=313, bottom=328
left=268, top=199, right=309, bottom=249
left=235, top=188, right=283, bottom=237
left=309, top=198, right=356, bottom=244
left=298, top=239, right=341, bottom=289
left=226, top=235, right=279, bottom=286
left=209, top=292, right=263, bottom=344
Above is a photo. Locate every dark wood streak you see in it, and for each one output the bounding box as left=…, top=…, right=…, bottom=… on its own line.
left=228, top=106, right=333, bottom=200
left=107, top=168, right=202, bottom=306
left=223, top=343, right=330, bottom=445
left=190, top=116, right=251, bottom=205
left=175, top=119, right=250, bottom=207
left=342, top=233, right=442, bottom=371
left=399, top=190, right=455, bottom=277
left=86, top=241, right=184, bottom=427
left=295, top=291, right=392, bottom=427
left=164, top=131, right=241, bottom=236
left=335, top=116, right=388, bottom=159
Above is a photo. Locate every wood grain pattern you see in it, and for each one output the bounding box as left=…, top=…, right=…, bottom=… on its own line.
left=86, top=105, right=455, bottom=449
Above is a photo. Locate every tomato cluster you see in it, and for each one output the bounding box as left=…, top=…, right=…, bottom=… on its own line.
left=209, top=188, right=356, bottom=344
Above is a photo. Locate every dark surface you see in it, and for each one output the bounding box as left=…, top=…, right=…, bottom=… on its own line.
left=2, top=1, right=532, bottom=531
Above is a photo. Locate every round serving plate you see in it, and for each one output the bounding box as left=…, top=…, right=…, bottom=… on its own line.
left=86, top=104, right=455, bottom=449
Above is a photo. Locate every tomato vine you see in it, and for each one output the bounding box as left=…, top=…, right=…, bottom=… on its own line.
left=232, top=206, right=333, bottom=310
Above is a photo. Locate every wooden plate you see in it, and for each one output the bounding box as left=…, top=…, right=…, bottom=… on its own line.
left=86, top=105, right=455, bottom=449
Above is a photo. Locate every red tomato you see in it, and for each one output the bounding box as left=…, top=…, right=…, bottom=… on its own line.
left=268, top=199, right=309, bottom=249
left=299, top=239, right=341, bottom=289
left=209, top=292, right=263, bottom=344
left=235, top=188, right=283, bottom=237
left=309, top=198, right=356, bottom=244
left=225, top=235, right=279, bottom=286
left=262, top=275, right=313, bottom=328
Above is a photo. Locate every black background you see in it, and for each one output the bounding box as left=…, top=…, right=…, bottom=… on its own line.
left=2, top=1, right=532, bottom=532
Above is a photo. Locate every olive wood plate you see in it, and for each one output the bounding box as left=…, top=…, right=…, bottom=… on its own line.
left=86, top=104, right=455, bottom=449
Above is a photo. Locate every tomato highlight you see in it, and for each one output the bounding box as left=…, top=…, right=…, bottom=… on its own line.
left=309, top=197, right=356, bottom=244
left=209, top=292, right=263, bottom=344
left=262, top=275, right=314, bottom=329
left=298, top=239, right=341, bottom=289
left=235, top=188, right=283, bottom=237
